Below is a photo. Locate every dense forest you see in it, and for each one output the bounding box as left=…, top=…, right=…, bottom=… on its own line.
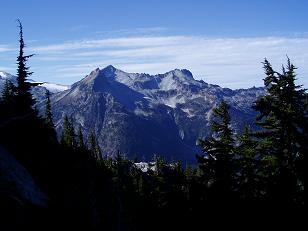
left=0, top=22, right=306, bottom=230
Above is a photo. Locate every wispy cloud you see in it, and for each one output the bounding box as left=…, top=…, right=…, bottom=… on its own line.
left=30, top=36, right=191, bottom=52
left=0, top=45, right=13, bottom=53
left=94, top=27, right=168, bottom=36
left=2, top=34, right=308, bottom=88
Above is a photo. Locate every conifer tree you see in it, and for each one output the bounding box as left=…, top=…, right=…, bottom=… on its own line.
left=1, top=79, right=15, bottom=104
left=197, top=100, right=235, bottom=198
left=198, top=101, right=234, bottom=163
left=254, top=59, right=307, bottom=159
left=235, top=125, right=259, bottom=199
left=0, top=80, right=16, bottom=119
left=253, top=58, right=307, bottom=204
left=61, top=115, right=76, bottom=148
left=44, top=89, right=54, bottom=128
left=15, top=20, right=37, bottom=114
left=202, top=101, right=234, bottom=157
left=77, top=126, right=86, bottom=150
left=88, top=130, right=101, bottom=160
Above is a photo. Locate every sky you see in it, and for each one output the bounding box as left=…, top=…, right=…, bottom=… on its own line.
left=0, top=0, right=307, bottom=89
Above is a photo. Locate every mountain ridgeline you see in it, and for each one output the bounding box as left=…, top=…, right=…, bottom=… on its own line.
left=35, top=66, right=264, bottom=163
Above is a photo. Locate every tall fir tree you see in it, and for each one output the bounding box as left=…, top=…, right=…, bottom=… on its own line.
left=77, top=126, right=86, bottom=151
left=15, top=20, right=37, bottom=114
left=253, top=58, right=307, bottom=205
left=235, top=125, right=259, bottom=199
left=1, top=80, right=15, bottom=104
left=198, top=100, right=234, bottom=162
left=197, top=100, right=235, bottom=200
left=44, top=89, right=54, bottom=128
left=61, top=115, right=76, bottom=148
left=88, top=130, right=102, bottom=160
left=0, top=80, right=16, bottom=120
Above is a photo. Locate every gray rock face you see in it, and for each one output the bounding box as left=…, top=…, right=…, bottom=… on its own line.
left=48, top=66, right=265, bottom=163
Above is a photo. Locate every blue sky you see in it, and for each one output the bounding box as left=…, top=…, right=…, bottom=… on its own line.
left=0, top=0, right=307, bottom=88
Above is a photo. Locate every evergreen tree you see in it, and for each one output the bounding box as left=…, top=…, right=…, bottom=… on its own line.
left=77, top=126, right=86, bottom=150
left=253, top=58, right=307, bottom=205
left=88, top=130, right=101, bottom=160
left=1, top=79, right=15, bottom=104
left=254, top=58, right=307, bottom=160
left=200, top=101, right=234, bottom=158
left=0, top=80, right=16, bottom=119
left=235, top=125, right=259, bottom=199
left=15, top=20, right=37, bottom=114
left=197, top=100, right=235, bottom=201
left=237, top=125, right=256, bottom=157
left=44, top=89, right=54, bottom=128
left=61, top=115, right=76, bottom=148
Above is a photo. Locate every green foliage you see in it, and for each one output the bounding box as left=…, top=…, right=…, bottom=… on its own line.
left=88, top=130, right=102, bottom=160
left=253, top=58, right=307, bottom=204
left=60, top=115, right=76, bottom=148
left=199, top=100, right=234, bottom=160
left=77, top=126, right=86, bottom=150
left=0, top=80, right=16, bottom=120
left=44, top=90, right=54, bottom=128
left=1, top=80, right=15, bottom=104
left=235, top=125, right=260, bottom=199
left=254, top=58, right=307, bottom=157
left=197, top=100, right=235, bottom=198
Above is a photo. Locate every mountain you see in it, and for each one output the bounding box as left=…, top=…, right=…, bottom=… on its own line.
left=45, top=66, right=265, bottom=163
left=1, top=68, right=265, bottom=163
left=0, top=71, right=70, bottom=102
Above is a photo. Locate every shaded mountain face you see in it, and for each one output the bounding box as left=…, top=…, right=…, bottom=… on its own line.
left=0, top=145, right=47, bottom=208
left=47, top=66, right=265, bottom=163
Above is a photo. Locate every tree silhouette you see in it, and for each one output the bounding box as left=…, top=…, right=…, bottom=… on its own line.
left=44, top=89, right=54, bottom=128
left=15, top=20, right=37, bottom=114
left=253, top=58, right=307, bottom=205
left=61, top=115, right=76, bottom=148
left=197, top=100, right=235, bottom=203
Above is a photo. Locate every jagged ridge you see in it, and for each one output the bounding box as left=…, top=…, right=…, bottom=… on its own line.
left=47, top=66, right=264, bottom=163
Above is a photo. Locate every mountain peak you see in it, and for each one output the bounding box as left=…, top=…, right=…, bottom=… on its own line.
left=45, top=64, right=262, bottom=163
left=93, top=65, right=118, bottom=79
left=164, top=69, right=194, bottom=81
left=0, top=71, right=14, bottom=79
left=164, top=68, right=194, bottom=81
left=102, top=65, right=117, bottom=73
left=173, top=69, right=193, bottom=79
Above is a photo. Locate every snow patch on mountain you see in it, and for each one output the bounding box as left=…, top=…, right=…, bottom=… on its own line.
left=0, top=71, right=69, bottom=95
left=0, top=71, right=14, bottom=79
left=181, top=108, right=195, bottom=118
left=40, top=82, right=69, bottom=93
left=158, top=69, right=196, bottom=91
